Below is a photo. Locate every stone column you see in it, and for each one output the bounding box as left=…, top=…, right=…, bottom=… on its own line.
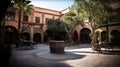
left=41, top=24, right=44, bottom=43
left=30, top=26, right=33, bottom=42
left=41, top=32, right=44, bottom=43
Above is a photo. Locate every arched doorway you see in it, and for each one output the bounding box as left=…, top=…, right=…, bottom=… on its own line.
left=111, top=30, right=120, bottom=43
left=73, top=31, right=78, bottom=42
left=4, top=26, right=18, bottom=44
left=22, top=32, right=30, bottom=40
left=101, top=31, right=107, bottom=41
left=80, top=28, right=91, bottom=44
left=34, top=33, right=41, bottom=43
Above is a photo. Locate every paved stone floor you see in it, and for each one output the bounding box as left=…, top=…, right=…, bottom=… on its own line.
left=9, top=44, right=120, bottom=67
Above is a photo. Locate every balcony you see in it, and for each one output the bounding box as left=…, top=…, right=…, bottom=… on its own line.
left=98, top=15, right=120, bottom=27
left=22, top=22, right=44, bottom=26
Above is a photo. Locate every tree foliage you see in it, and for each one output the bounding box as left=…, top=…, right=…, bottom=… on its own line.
left=46, top=19, right=66, bottom=40
left=74, top=0, right=114, bottom=30
left=46, top=19, right=65, bottom=31
left=73, top=0, right=114, bottom=49
left=61, top=11, right=83, bottom=31
left=60, top=11, right=83, bottom=44
left=11, top=0, right=34, bottom=15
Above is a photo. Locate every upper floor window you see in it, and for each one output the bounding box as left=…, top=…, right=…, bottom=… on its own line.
left=35, top=17, right=40, bottom=23
left=23, top=15, right=28, bottom=22
left=5, top=12, right=15, bottom=21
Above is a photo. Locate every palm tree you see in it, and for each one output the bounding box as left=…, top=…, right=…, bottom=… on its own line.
left=11, top=0, right=34, bottom=42
left=73, top=0, right=113, bottom=48
left=60, top=11, right=83, bottom=44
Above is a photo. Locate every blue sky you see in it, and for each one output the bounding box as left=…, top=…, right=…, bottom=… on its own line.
left=30, top=0, right=74, bottom=11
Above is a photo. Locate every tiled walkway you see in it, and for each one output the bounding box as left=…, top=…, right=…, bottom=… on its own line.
left=9, top=44, right=120, bottom=67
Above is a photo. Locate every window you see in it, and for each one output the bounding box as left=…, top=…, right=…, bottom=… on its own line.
left=5, top=12, right=15, bottom=21
left=23, top=15, right=28, bottom=22
left=35, top=17, right=40, bottom=23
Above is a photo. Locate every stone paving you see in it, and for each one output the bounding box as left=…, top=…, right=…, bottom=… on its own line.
left=9, top=44, right=120, bottom=67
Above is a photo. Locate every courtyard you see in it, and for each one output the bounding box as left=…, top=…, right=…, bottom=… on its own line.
left=9, top=44, right=120, bottom=67
left=0, top=0, right=120, bottom=67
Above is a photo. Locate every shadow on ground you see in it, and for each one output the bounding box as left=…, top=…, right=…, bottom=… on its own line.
left=35, top=51, right=86, bottom=61
left=9, top=53, right=76, bottom=67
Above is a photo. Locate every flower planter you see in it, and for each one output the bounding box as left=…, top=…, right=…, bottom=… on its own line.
left=49, top=40, right=65, bottom=54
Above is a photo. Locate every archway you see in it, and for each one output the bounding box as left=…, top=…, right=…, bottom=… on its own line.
left=22, top=32, right=30, bottom=40
left=34, top=33, right=41, bottom=43
left=110, top=30, right=120, bottom=43
left=101, top=31, right=107, bottom=41
left=4, top=26, right=18, bottom=44
left=73, top=31, right=78, bottom=42
left=80, top=28, right=91, bottom=44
